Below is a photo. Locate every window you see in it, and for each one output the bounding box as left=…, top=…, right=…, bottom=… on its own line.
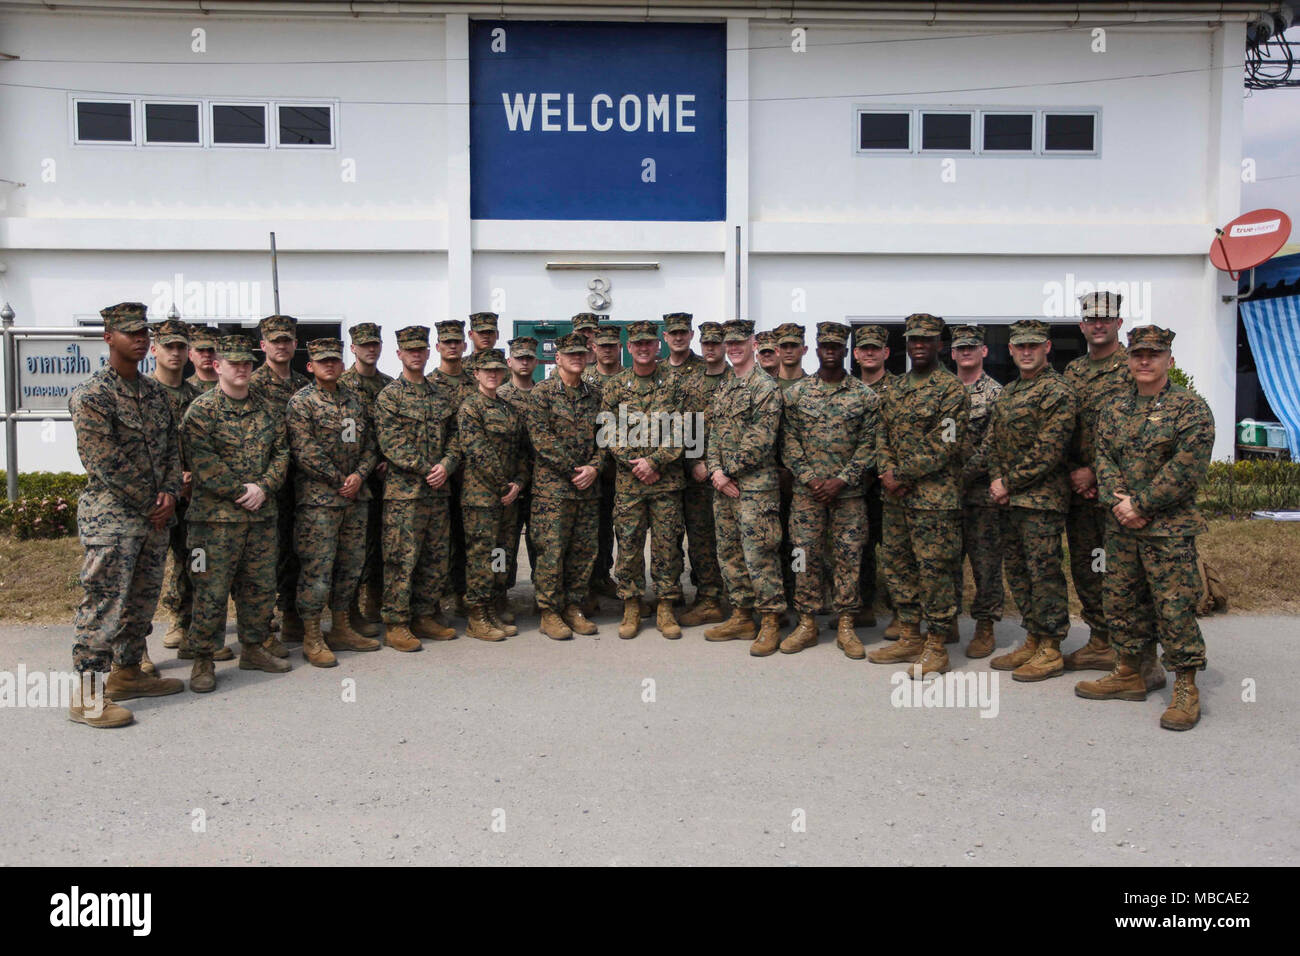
left=1044, top=112, right=1097, bottom=153
left=212, top=103, right=268, bottom=146
left=921, top=112, right=972, bottom=151
left=277, top=105, right=333, bottom=147
left=144, top=103, right=200, bottom=145
left=75, top=100, right=133, bottom=143
left=982, top=112, right=1034, bottom=151
left=858, top=111, right=910, bottom=151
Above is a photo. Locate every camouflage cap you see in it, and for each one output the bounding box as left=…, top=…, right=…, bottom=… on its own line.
left=698, top=321, right=725, bottom=344
left=775, top=322, right=806, bottom=346
left=258, top=314, right=298, bottom=342
left=724, top=319, right=757, bottom=343
left=571, top=313, right=601, bottom=332
left=903, top=313, right=945, bottom=338
left=471, top=347, right=507, bottom=370
left=854, top=325, right=888, bottom=349
left=1127, top=324, right=1174, bottom=351
left=468, top=311, right=498, bottom=333
left=816, top=322, right=851, bottom=346
left=348, top=322, right=382, bottom=345
left=593, top=325, right=622, bottom=346
left=626, top=320, right=661, bottom=343
left=151, top=318, right=190, bottom=346
left=555, top=332, right=589, bottom=355
left=949, top=324, right=985, bottom=348
left=100, top=302, right=149, bottom=333
left=755, top=330, right=778, bottom=351
left=217, top=333, right=257, bottom=362
left=396, top=325, right=431, bottom=349
left=1080, top=291, right=1123, bottom=320
left=509, top=336, right=540, bottom=358
left=307, top=337, right=344, bottom=361
left=1008, top=319, right=1051, bottom=345
left=188, top=325, right=219, bottom=350
left=662, top=312, right=693, bottom=333
left=435, top=320, right=464, bottom=342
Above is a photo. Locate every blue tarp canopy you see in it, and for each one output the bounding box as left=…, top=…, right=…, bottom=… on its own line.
left=1240, top=267, right=1300, bottom=457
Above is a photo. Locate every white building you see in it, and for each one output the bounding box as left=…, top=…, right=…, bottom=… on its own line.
left=0, top=0, right=1277, bottom=471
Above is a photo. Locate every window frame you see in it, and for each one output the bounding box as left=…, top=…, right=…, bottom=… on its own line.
left=272, top=101, right=337, bottom=150
left=854, top=107, right=915, bottom=154
left=1041, top=109, right=1101, bottom=156
left=141, top=99, right=204, bottom=148
left=918, top=109, right=975, bottom=155
left=977, top=109, right=1037, bottom=155
left=70, top=97, right=137, bottom=146
left=209, top=101, right=272, bottom=149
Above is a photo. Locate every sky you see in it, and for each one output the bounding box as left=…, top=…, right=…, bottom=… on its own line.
left=1242, top=26, right=1300, bottom=249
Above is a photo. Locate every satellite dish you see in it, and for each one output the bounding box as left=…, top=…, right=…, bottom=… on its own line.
left=1210, top=209, right=1291, bottom=302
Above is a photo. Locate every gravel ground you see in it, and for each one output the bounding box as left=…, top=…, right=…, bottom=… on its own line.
left=1, top=608, right=1296, bottom=866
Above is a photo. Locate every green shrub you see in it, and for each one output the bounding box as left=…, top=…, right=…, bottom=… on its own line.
left=0, top=471, right=88, bottom=499
left=0, top=495, right=78, bottom=540
left=1199, top=460, right=1300, bottom=516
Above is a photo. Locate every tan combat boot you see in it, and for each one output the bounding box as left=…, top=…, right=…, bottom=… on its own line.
left=163, top=619, right=185, bottom=649
left=1063, top=632, right=1116, bottom=671
left=280, top=607, right=305, bottom=644
left=329, top=608, right=382, bottom=651
left=104, top=663, right=184, bottom=700
left=990, top=633, right=1039, bottom=671
left=301, top=617, right=338, bottom=668
left=967, top=619, right=996, bottom=659
left=1012, top=636, right=1064, bottom=682
left=484, top=603, right=518, bottom=637
left=678, top=596, right=726, bottom=627
left=1160, top=669, right=1200, bottom=731
left=868, top=621, right=924, bottom=664
left=1139, top=643, right=1166, bottom=691
left=263, top=635, right=290, bottom=659
left=67, top=676, right=133, bottom=729
left=411, top=614, right=456, bottom=642
left=467, top=605, right=507, bottom=641
left=348, top=594, right=381, bottom=639
left=239, top=642, right=292, bottom=673
left=540, top=609, right=573, bottom=640
left=836, top=614, right=866, bottom=660
left=882, top=613, right=901, bottom=640
left=750, top=613, right=782, bottom=657
left=179, top=644, right=234, bottom=661
left=704, top=608, right=757, bottom=642
left=562, top=606, right=598, bottom=636
left=619, top=599, right=641, bottom=639
left=190, top=657, right=217, bottom=694
left=656, top=600, right=682, bottom=640
left=385, top=623, right=423, bottom=653
left=140, top=647, right=159, bottom=677
left=907, top=628, right=951, bottom=680
left=1074, top=654, right=1146, bottom=701
left=779, top=614, right=819, bottom=654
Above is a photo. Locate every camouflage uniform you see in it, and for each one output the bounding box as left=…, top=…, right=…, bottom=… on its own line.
left=956, top=356, right=1005, bottom=623
left=678, top=356, right=730, bottom=603
left=498, top=377, right=538, bottom=592
left=458, top=354, right=529, bottom=607
left=375, top=329, right=461, bottom=625
left=781, top=351, right=878, bottom=615
left=1096, top=358, right=1213, bottom=671
left=601, top=339, right=687, bottom=602
left=431, top=321, right=476, bottom=601
left=526, top=343, right=603, bottom=611
left=339, top=326, right=393, bottom=600
left=875, top=318, right=968, bottom=630
left=583, top=346, right=623, bottom=591
left=772, top=324, right=808, bottom=607
left=69, top=306, right=183, bottom=674
left=153, top=335, right=203, bottom=633
left=286, top=364, right=378, bottom=619
left=856, top=325, right=898, bottom=614
left=182, top=336, right=289, bottom=655
left=980, top=350, right=1076, bottom=641
left=248, top=318, right=310, bottom=623
left=707, top=325, right=786, bottom=614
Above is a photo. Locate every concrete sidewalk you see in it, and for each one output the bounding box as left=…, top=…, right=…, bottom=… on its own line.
left=1, top=611, right=1296, bottom=866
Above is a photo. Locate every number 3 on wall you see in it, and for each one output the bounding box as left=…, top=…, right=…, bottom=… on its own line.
left=588, top=276, right=611, bottom=311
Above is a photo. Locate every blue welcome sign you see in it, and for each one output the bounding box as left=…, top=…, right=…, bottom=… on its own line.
left=469, top=20, right=726, bottom=221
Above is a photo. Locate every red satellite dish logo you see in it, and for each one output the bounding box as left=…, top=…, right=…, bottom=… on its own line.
left=1210, top=208, right=1292, bottom=278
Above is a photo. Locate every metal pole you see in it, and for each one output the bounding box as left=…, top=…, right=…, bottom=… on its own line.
left=734, top=226, right=741, bottom=320
left=270, top=231, right=281, bottom=315
left=2, top=303, right=18, bottom=501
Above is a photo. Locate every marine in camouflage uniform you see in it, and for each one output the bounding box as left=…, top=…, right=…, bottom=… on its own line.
left=951, top=325, right=1004, bottom=658
left=771, top=323, right=809, bottom=615
left=1078, top=325, right=1213, bottom=731
left=182, top=333, right=292, bottom=691
left=68, top=303, right=185, bottom=726
left=779, top=322, right=879, bottom=660
left=458, top=348, right=528, bottom=640
left=755, top=330, right=780, bottom=377
left=703, top=319, right=787, bottom=655
left=526, top=333, right=604, bottom=639
left=868, top=313, right=969, bottom=678
left=375, top=325, right=461, bottom=651
left=601, top=320, right=688, bottom=639
left=854, top=325, right=898, bottom=626
left=186, top=325, right=220, bottom=393
left=286, top=338, right=382, bottom=666
left=583, top=324, right=624, bottom=601
left=498, top=336, right=540, bottom=617
left=339, top=322, right=393, bottom=636
left=431, top=319, right=477, bottom=609
left=1062, top=291, right=1132, bottom=672
left=248, top=314, right=310, bottom=648
left=977, top=320, right=1077, bottom=682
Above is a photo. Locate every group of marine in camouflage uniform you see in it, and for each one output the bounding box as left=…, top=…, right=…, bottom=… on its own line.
left=66, top=290, right=1212, bottom=734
